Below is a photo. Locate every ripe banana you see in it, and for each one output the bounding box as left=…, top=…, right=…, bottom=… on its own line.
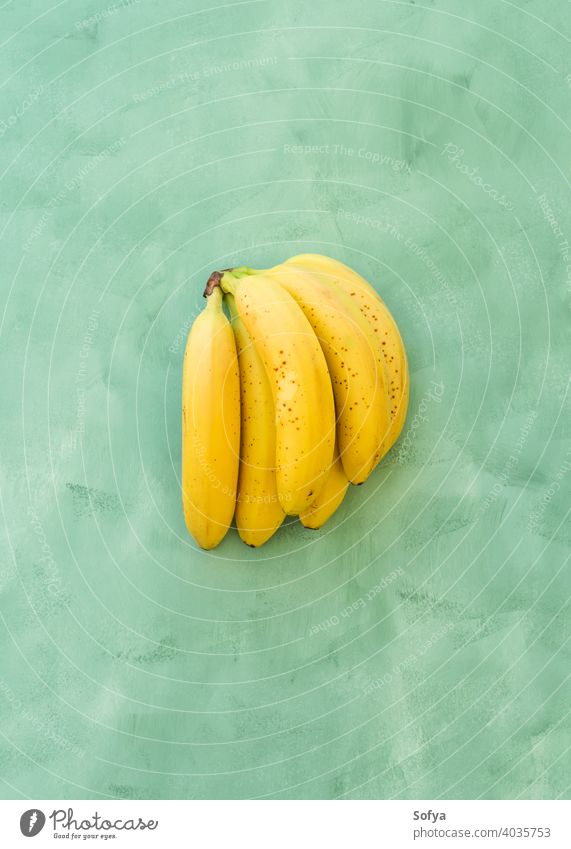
left=220, top=271, right=335, bottom=515
left=300, top=443, right=349, bottom=529
left=182, top=254, right=410, bottom=549
left=285, top=254, right=409, bottom=452
left=181, top=287, right=240, bottom=549
left=267, top=264, right=391, bottom=484
left=227, top=294, right=285, bottom=547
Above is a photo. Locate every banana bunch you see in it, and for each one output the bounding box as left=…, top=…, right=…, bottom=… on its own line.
left=182, top=254, right=409, bottom=549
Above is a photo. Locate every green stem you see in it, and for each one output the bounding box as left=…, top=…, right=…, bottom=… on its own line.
left=229, top=266, right=251, bottom=278
left=234, top=266, right=263, bottom=277
left=203, top=265, right=266, bottom=298
left=219, top=272, right=237, bottom=295
left=225, top=291, right=238, bottom=318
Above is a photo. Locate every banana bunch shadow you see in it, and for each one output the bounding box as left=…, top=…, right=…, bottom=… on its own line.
left=182, top=254, right=409, bottom=550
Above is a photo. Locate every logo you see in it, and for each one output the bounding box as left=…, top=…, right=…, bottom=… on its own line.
left=18, top=806, right=158, bottom=838
left=20, top=809, right=46, bottom=837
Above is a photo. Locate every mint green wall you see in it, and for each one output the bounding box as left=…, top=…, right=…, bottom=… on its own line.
left=0, top=0, right=569, bottom=799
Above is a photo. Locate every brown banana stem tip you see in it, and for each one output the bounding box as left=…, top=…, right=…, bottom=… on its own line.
left=203, top=267, right=238, bottom=297
left=203, top=271, right=223, bottom=298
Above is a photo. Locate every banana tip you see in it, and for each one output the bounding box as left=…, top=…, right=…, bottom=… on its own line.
left=204, top=271, right=222, bottom=297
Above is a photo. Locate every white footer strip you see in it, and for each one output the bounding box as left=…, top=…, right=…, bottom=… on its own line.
left=1, top=799, right=569, bottom=848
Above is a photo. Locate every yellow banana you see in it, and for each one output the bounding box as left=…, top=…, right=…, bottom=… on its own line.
left=300, top=443, right=349, bottom=529
left=267, top=264, right=391, bottom=484
left=181, top=287, right=240, bottom=549
left=285, top=254, right=409, bottom=452
left=227, top=294, right=285, bottom=547
left=220, top=272, right=335, bottom=515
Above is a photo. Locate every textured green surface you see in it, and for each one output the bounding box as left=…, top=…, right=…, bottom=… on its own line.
left=0, top=0, right=570, bottom=800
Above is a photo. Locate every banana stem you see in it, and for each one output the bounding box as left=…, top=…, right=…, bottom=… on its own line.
left=235, top=267, right=263, bottom=277
left=219, top=271, right=238, bottom=295
left=203, top=270, right=223, bottom=297
left=225, top=292, right=238, bottom=320
left=203, top=265, right=265, bottom=298
left=205, top=285, right=223, bottom=310
left=229, top=266, right=251, bottom=278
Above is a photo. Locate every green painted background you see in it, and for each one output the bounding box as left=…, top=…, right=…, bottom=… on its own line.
left=0, top=0, right=569, bottom=800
